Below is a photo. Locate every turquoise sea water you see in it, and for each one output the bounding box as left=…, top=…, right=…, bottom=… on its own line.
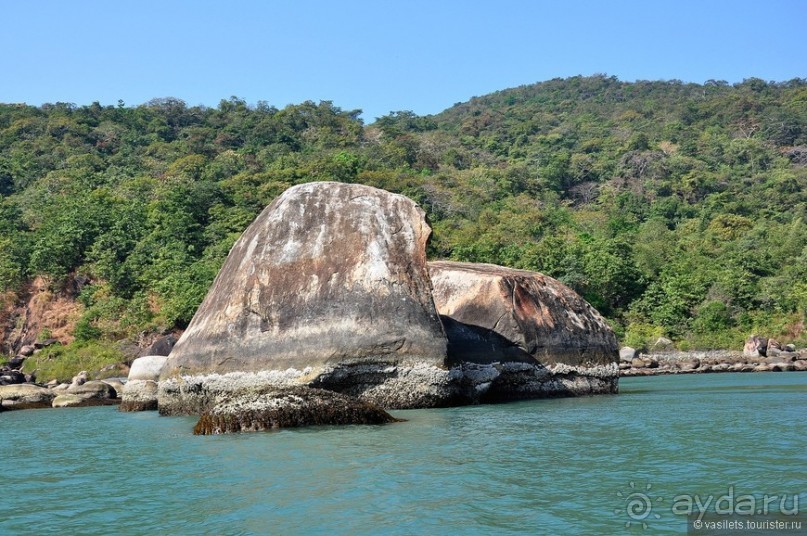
left=1, top=372, right=805, bottom=535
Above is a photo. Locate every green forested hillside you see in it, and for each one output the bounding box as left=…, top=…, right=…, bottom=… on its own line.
left=1, top=76, right=805, bottom=368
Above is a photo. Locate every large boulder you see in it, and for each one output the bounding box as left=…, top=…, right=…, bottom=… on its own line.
left=0, top=384, right=55, bottom=410
left=428, top=261, right=619, bottom=401
left=158, top=182, right=450, bottom=414
left=120, top=355, right=167, bottom=412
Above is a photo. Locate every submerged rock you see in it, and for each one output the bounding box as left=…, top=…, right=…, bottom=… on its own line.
left=193, top=387, right=400, bottom=434
left=159, top=182, right=448, bottom=413
left=428, top=261, right=619, bottom=401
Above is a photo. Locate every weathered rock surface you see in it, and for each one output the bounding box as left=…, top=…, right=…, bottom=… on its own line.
left=52, top=394, right=85, bottom=408
left=0, top=368, right=26, bottom=385
left=65, top=380, right=119, bottom=406
left=101, top=378, right=125, bottom=393
left=120, top=355, right=167, bottom=412
left=139, top=334, right=177, bottom=357
left=652, top=337, right=674, bottom=351
left=429, top=261, right=618, bottom=366
left=620, top=347, right=639, bottom=362
left=129, top=355, right=168, bottom=381
left=7, top=355, right=25, bottom=369
left=679, top=358, right=701, bottom=371
left=743, top=336, right=768, bottom=358
left=0, top=384, right=54, bottom=410
left=69, top=371, right=88, bottom=389
left=427, top=261, right=619, bottom=400
left=159, top=182, right=448, bottom=413
left=193, top=387, right=400, bottom=434
left=619, top=346, right=807, bottom=376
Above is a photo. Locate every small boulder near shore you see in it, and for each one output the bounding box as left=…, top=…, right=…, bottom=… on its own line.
left=0, top=384, right=54, bottom=410
left=52, top=394, right=85, bottom=408
left=65, top=380, right=119, bottom=406
left=193, top=387, right=400, bottom=435
left=620, top=347, right=639, bottom=362
left=743, top=336, right=768, bottom=358
left=120, top=355, right=167, bottom=412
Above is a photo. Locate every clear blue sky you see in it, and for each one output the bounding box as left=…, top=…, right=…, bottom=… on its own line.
left=2, top=0, right=805, bottom=122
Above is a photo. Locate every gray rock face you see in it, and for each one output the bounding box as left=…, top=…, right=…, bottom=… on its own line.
left=620, top=347, right=639, bottom=362
left=139, top=334, right=177, bottom=357
left=159, top=182, right=448, bottom=413
left=193, top=387, right=400, bottom=434
left=0, top=384, right=54, bottom=410
left=428, top=261, right=619, bottom=400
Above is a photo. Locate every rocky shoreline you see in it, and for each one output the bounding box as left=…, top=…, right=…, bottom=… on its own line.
left=619, top=349, right=807, bottom=376
left=0, top=370, right=122, bottom=411
left=3, top=184, right=805, bottom=433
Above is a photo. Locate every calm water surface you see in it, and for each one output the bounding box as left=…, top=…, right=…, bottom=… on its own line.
left=1, top=372, right=805, bottom=535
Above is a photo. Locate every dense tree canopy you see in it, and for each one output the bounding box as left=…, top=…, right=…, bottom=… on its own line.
left=1, top=76, right=805, bottom=355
